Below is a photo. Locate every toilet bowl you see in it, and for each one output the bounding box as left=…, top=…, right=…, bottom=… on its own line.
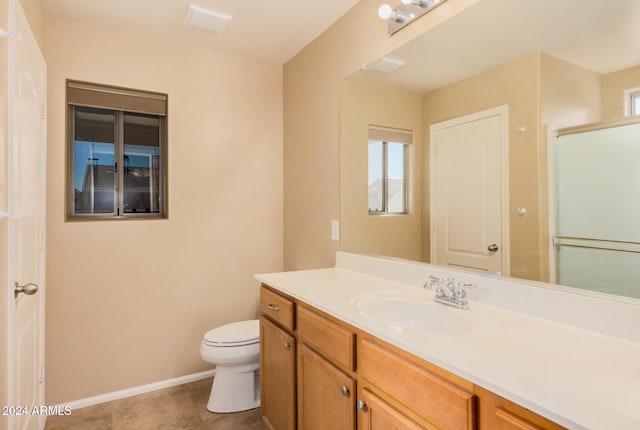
left=200, top=319, right=260, bottom=413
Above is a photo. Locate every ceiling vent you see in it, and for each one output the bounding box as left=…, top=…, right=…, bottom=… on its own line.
left=184, top=5, right=232, bottom=34
left=364, top=57, right=406, bottom=73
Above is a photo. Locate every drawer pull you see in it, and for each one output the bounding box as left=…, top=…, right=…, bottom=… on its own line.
left=267, top=303, right=280, bottom=311
left=357, top=400, right=367, bottom=411
left=284, top=342, right=291, bottom=350
left=340, top=386, right=350, bottom=397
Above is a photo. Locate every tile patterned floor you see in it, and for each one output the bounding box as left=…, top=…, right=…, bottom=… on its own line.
left=44, top=378, right=265, bottom=430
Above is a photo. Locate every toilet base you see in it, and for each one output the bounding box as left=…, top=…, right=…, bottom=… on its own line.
left=207, top=363, right=260, bottom=413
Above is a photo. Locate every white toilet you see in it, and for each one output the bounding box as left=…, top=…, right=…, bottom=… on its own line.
left=200, top=319, right=261, bottom=413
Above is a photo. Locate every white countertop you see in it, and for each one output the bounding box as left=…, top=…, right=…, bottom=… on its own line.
left=255, top=252, right=640, bottom=430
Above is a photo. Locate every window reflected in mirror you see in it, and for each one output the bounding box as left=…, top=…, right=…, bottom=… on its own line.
left=367, top=127, right=411, bottom=215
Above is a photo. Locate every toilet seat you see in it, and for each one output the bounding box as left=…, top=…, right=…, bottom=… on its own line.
left=203, top=319, right=259, bottom=347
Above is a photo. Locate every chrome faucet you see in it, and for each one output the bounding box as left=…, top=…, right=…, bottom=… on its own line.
left=423, top=275, right=477, bottom=309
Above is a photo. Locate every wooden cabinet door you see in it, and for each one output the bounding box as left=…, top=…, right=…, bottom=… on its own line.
left=475, top=386, right=566, bottom=430
left=358, top=389, right=425, bottom=430
left=298, top=343, right=356, bottom=430
left=261, top=317, right=296, bottom=430
left=495, top=408, right=545, bottom=430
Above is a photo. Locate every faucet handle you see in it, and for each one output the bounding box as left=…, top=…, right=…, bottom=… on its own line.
left=455, top=282, right=477, bottom=300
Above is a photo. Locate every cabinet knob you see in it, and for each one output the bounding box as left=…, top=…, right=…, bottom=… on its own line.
left=356, top=400, right=367, bottom=411
left=284, top=342, right=290, bottom=350
left=340, top=386, right=350, bottom=397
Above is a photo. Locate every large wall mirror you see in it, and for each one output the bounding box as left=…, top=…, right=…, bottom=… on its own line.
left=340, top=0, right=640, bottom=303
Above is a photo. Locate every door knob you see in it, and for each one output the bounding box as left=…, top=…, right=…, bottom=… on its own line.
left=487, top=243, right=499, bottom=252
left=15, top=282, right=38, bottom=298
left=340, top=386, right=350, bottom=397
left=357, top=400, right=367, bottom=411
left=284, top=342, right=291, bottom=350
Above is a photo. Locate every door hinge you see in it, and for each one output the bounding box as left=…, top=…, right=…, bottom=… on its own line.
left=40, top=103, right=46, bottom=120
left=40, top=233, right=45, bottom=251
left=39, top=364, right=44, bottom=384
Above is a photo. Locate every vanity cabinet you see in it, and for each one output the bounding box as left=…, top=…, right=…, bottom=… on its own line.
left=259, top=284, right=565, bottom=430
left=260, top=287, right=296, bottom=430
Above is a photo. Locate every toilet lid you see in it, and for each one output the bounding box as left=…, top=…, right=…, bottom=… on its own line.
left=204, top=319, right=259, bottom=347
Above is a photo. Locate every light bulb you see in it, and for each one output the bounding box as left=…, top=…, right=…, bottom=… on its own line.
left=378, top=4, right=408, bottom=22
left=378, top=4, right=394, bottom=20
left=401, top=0, right=429, bottom=6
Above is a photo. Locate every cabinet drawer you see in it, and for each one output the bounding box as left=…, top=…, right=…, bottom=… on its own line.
left=260, top=285, right=295, bottom=331
left=297, top=305, right=355, bottom=371
left=359, top=337, right=476, bottom=430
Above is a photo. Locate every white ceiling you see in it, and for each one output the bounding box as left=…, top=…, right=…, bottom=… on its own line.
left=42, top=0, right=360, bottom=64
left=353, top=0, right=640, bottom=93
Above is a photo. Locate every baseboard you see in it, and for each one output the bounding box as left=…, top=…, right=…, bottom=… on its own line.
left=57, top=369, right=216, bottom=411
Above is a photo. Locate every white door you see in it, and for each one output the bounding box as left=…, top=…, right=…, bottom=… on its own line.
left=429, top=106, right=508, bottom=274
left=7, top=1, right=47, bottom=429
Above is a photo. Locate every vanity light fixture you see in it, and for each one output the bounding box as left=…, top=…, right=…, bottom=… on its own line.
left=401, top=0, right=429, bottom=6
left=379, top=0, right=447, bottom=35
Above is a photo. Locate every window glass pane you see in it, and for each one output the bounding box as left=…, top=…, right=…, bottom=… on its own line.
left=633, top=94, right=640, bottom=116
left=387, top=142, right=406, bottom=213
left=368, top=140, right=384, bottom=212
left=73, top=107, right=115, bottom=214
left=123, top=112, right=161, bottom=213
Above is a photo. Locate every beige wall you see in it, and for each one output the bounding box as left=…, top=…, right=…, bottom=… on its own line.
left=340, top=80, right=423, bottom=261
left=44, top=15, right=283, bottom=403
left=283, top=0, right=482, bottom=270
left=540, top=54, right=602, bottom=128
left=18, top=0, right=44, bottom=48
left=602, top=64, right=640, bottom=119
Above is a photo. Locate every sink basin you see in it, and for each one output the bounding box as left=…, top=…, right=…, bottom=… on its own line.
left=353, top=294, right=472, bottom=334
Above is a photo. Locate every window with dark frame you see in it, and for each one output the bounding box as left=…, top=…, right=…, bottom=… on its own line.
left=368, top=126, right=411, bottom=215
left=67, top=81, right=167, bottom=219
